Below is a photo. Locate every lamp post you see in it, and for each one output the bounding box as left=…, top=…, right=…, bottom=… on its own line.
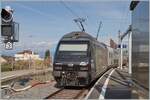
left=128, top=31, right=132, bottom=74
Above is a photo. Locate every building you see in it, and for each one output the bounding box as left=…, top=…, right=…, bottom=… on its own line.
left=0, top=56, right=7, bottom=63
left=110, top=38, right=117, bottom=49
left=1, top=55, right=15, bottom=63
left=15, top=50, right=42, bottom=61
left=130, top=1, right=149, bottom=98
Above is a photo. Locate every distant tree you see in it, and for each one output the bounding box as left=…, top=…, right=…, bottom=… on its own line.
left=44, top=50, right=50, bottom=59
left=1, top=63, right=12, bottom=72
left=44, top=50, right=52, bottom=67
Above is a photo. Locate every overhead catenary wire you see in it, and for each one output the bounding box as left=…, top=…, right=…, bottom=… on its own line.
left=13, top=2, right=56, bottom=21
left=76, top=3, right=89, bottom=25
left=60, top=1, right=79, bottom=18
left=60, top=1, right=87, bottom=32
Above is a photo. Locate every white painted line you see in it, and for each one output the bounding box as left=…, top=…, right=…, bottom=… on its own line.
left=99, top=69, right=115, bottom=99
left=85, top=69, right=113, bottom=100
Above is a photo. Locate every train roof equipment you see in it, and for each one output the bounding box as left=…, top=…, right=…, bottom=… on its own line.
left=60, top=31, right=107, bottom=49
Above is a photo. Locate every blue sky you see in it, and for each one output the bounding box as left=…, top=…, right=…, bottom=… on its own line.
left=1, top=1, right=131, bottom=57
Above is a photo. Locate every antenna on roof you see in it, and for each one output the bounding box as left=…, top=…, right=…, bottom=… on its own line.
left=74, top=18, right=86, bottom=32
left=96, top=21, right=102, bottom=40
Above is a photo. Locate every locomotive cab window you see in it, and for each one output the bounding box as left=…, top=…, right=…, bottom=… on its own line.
left=59, top=44, right=88, bottom=51
left=56, top=41, right=89, bottom=58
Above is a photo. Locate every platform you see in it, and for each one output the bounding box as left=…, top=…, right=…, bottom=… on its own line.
left=86, top=68, right=132, bottom=99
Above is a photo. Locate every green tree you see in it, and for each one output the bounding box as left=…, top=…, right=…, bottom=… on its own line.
left=1, top=63, right=12, bottom=72
left=44, top=50, right=51, bottom=67
left=44, top=50, right=50, bottom=59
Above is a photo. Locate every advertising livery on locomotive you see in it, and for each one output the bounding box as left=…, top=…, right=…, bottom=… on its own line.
left=53, top=31, right=114, bottom=86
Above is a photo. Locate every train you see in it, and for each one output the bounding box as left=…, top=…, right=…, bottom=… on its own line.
left=53, top=31, right=117, bottom=87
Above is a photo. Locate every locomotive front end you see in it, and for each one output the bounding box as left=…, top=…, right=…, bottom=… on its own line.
left=53, top=41, right=91, bottom=86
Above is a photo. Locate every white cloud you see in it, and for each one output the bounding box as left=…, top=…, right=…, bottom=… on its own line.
left=34, top=40, right=58, bottom=48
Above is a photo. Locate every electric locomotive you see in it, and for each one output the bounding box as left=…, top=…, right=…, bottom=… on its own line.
left=53, top=31, right=109, bottom=86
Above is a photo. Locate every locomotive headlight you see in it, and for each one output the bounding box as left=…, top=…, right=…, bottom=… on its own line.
left=55, top=63, right=63, bottom=65
left=80, top=62, right=88, bottom=66
left=55, top=66, right=62, bottom=70
left=80, top=67, right=88, bottom=71
left=80, top=62, right=88, bottom=70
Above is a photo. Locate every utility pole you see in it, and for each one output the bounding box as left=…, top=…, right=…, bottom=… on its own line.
left=74, top=18, right=86, bottom=32
left=96, top=21, right=102, bottom=40
left=11, top=57, right=14, bottom=71
left=119, top=25, right=132, bottom=73
left=128, top=26, right=132, bottom=74
left=29, top=56, right=31, bottom=69
left=118, top=30, right=122, bottom=69
left=128, top=32, right=132, bottom=74
left=120, top=41, right=123, bottom=70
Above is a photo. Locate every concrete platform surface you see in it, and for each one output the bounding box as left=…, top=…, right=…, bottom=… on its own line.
left=86, top=68, right=132, bottom=99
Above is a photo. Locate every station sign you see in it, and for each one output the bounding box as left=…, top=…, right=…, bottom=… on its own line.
left=118, top=44, right=127, bottom=48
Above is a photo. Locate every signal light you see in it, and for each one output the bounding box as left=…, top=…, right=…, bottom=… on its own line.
left=1, top=8, right=13, bottom=23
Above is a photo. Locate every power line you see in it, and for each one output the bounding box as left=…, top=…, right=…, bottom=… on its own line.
left=60, top=1, right=79, bottom=18
left=14, top=2, right=55, bottom=21
left=76, top=3, right=89, bottom=26
left=60, top=1, right=87, bottom=32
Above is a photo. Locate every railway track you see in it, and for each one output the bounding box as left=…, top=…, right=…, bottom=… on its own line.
left=44, top=68, right=114, bottom=99
left=45, top=88, right=88, bottom=99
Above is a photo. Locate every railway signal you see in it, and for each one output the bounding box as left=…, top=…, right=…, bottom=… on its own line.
left=1, top=7, right=13, bottom=23
left=1, top=6, right=19, bottom=50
